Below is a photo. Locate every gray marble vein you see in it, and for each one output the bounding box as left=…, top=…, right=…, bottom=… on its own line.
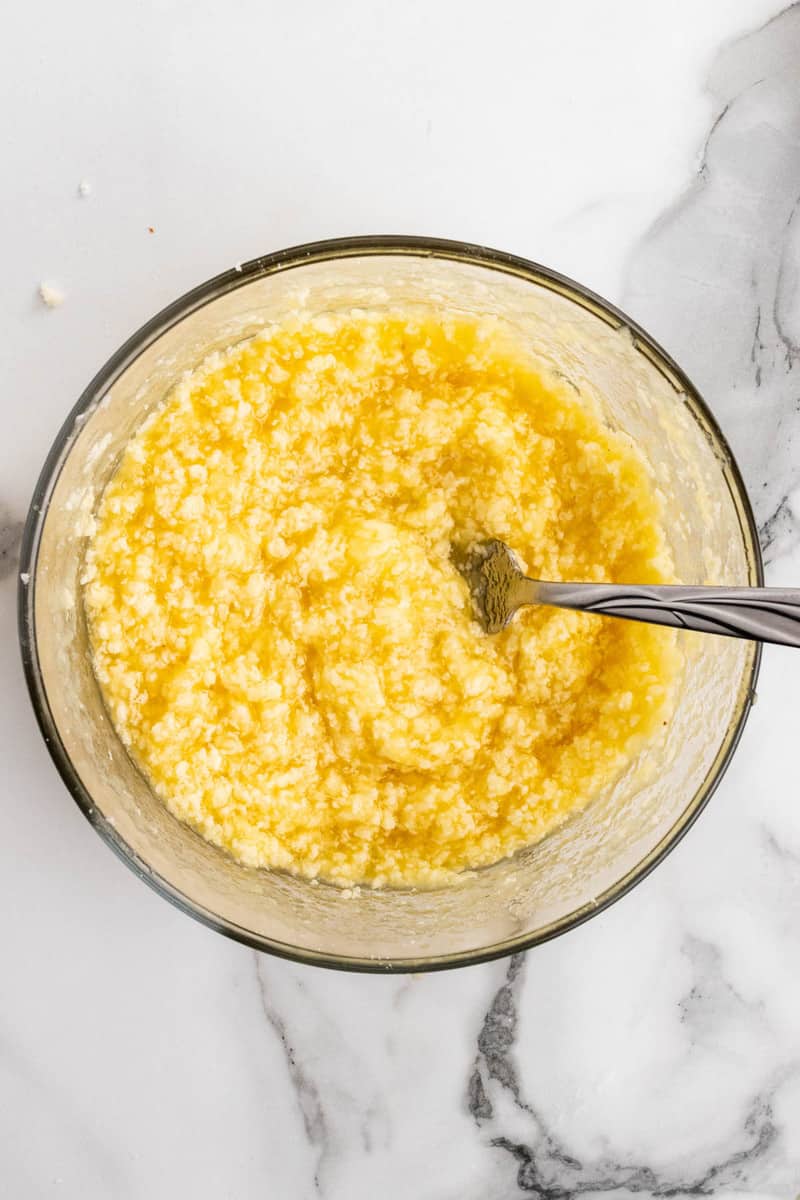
left=254, top=953, right=328, bottom=1192
left=468, top=954, right=526, bottom=1120
left=624, top=2, right=800, bottom=566
left=677, top=935, right=761, bottom=1040
left=0, top=508, right=23, bottom=582
left=762, top=824, right=800, bottom=865
left=467, top=957, right=790, bottom=1197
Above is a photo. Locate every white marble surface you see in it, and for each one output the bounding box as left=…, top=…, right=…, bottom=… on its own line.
left=2, top=1, right=800, bottom=1195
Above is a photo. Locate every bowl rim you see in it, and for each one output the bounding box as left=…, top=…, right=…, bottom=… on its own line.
left=18, top=234, right=763, bottom=973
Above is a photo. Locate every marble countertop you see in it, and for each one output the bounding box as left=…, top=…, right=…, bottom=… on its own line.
left=3, top=1, right=800, bottom=1195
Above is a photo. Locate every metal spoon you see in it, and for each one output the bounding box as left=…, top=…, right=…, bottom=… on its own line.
left=454, top=538, right=800, bottom=648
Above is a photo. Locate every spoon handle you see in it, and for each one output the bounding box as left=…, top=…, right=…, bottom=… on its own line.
left=528, top=581, right=800, bottom=647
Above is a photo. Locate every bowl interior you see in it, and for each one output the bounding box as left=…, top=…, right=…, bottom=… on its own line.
left=21, top=243, right=760, bottom=970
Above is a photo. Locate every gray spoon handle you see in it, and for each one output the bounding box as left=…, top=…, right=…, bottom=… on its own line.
left=518, top=581, right=800, bottom=647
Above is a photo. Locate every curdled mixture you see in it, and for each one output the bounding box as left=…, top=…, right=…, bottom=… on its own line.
left=83, top=311, right=681, bottom=888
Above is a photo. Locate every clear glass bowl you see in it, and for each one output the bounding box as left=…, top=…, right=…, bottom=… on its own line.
left=18, top=237, right=762, bottom=972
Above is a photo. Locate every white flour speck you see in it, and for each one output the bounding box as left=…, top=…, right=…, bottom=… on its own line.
left=38, top=282, right=65, bottom=308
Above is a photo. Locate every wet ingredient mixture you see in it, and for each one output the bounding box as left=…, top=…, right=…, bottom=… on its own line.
left=83, top=311, right=681, bottom=887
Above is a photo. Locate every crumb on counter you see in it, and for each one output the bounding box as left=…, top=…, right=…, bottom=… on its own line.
left=78, top=179, right=92, bottom=198
left=38, top=282, right=64, bottom=308
left=84, top=311, right=681, bottom=889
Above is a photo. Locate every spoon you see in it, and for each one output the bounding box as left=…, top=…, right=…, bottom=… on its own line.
left=454, top=538, right=800, bottom=648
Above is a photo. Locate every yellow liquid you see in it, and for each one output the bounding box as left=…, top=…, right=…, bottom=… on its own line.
left=84, top=311, right=680, bottom=887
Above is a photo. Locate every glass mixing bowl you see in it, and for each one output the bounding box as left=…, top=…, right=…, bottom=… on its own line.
left=18, top=237, right=762, bottom=972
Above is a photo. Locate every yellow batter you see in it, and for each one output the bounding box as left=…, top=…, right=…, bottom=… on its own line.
left=83, top=311, right=680, bottom=888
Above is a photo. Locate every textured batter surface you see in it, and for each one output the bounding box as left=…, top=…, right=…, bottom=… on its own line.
left=83, top=311, right=680, bottom=887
